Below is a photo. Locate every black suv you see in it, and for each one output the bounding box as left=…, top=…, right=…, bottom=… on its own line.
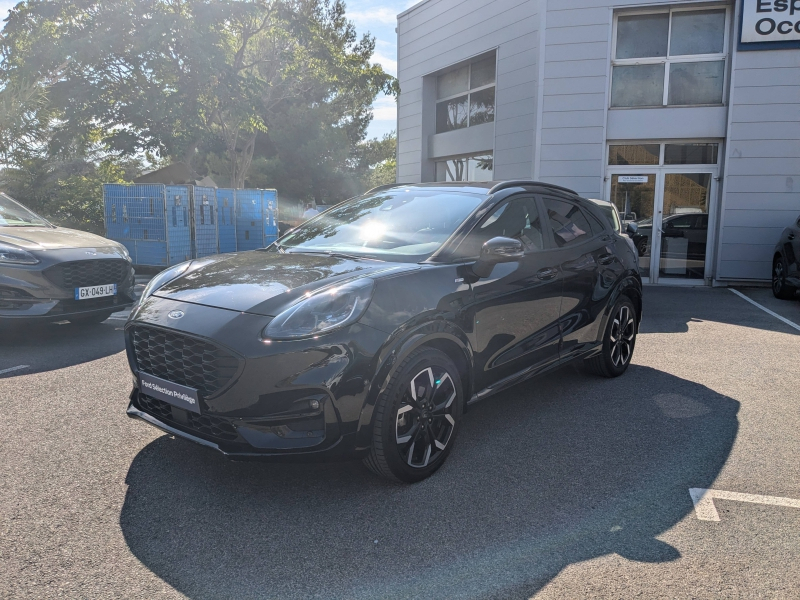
left=125, top=181, right=642, bottom=482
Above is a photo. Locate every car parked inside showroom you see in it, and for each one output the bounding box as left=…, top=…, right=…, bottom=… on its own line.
left=0, top=192, right=136, bottom=325
left=125, top=181, right=642, bottom=482
left=772, top=214, right=800, bottom=300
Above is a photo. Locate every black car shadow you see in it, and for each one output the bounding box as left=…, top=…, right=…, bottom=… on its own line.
left=0, top=319, right=126, bottom=377
left=120, top=364, right=738, bottom=599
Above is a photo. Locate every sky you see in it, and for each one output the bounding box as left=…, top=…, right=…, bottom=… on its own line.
left=0, top=0, right=415, bottom=141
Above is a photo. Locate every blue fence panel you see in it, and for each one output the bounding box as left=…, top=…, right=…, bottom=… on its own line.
left=262, top=189, right=279, bottom=247
left=192, top=186, right=218, bottom=258
left=165, top=185, right=193, bottom=265
left=235, top=189, right=263, bottom=251
left=216, top=188, right=237, bottom=254
left=105, top=183, right=277, bottom=265
left=135, top=241, right=170, bottom=267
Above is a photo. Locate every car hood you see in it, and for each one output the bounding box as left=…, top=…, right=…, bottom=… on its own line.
left=153, top=251, right=418, bottom=317
left=0, top=226, right=119, bottom=251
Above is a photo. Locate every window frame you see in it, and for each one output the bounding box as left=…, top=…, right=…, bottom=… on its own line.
left=435, top=53, right=497, bottom=133
left=610, top=6, right=731, bottom=109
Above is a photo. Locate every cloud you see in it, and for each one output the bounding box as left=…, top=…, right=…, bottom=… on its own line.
left=348, top=7, right=398, bottom=26
left=371, top=96, right=397, bottom=121
left=372, top=51, right=397, bottom=76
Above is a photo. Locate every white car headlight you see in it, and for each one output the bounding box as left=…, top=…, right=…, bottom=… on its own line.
left=138, top=262, right=191, bottom=304
left=263, top=278, right=375, bottom=340
left=0, top=242, right=39, bottom=265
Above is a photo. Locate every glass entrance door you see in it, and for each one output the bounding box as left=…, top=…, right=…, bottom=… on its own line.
left=606, top=142, right=719, bottom=285
left=659, top=172, right=713, bottom=281
left=609, top=173, right=657, bottom=279
left=607, top=168, right=717, bottom=284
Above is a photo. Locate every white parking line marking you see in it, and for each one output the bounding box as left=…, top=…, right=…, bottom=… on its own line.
left=689, top=488, right=800, bottom=522
left=0, top=365, right=30, bottom=376
left=729, top=289, right=800, bottom=333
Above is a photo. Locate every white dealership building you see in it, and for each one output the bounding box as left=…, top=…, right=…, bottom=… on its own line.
left=395, top=0, right=800, bottom=285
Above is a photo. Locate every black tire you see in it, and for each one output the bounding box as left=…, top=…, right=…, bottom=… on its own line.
left=364, top=347, right=463, bottom=483
left=772, top=255, right=796, bottom=300
left=69, top=312, right=113, bottom=325
left=585, top=296, right=637, bottom=378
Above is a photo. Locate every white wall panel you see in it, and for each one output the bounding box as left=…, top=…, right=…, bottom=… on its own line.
left=719, top=42, right=800, bottom=282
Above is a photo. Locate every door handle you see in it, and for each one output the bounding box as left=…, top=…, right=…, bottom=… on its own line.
left=598, top=253, right=615, bottom=265
left=537, top=268, right=558, bottom=281
left=789, top=233, right=796, bottom=241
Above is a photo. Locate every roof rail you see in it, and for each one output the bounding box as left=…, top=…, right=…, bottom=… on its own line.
left=488, top=180, right=577, bottom=196
left=365, top=183, right=401, bottom=195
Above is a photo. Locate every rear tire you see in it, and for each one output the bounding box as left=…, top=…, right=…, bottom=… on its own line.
left=585, top=296, right=637, bottom=378
left=69, top=312, right=113, bottom=325
left=772, top=256, right=796, bottom=300
left=364, top=347, right=463, bottom=483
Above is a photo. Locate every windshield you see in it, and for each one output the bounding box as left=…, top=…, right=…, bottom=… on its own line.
left=276, top=189, right=485, bottom=262
left=0, top=193, right=50, bottom=227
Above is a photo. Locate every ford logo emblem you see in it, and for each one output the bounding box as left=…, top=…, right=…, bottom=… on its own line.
left=168, top=310, right=185, bottom=320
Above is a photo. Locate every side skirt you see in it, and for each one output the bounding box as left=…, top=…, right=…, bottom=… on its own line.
left=467, top=342, right=602, bottom=405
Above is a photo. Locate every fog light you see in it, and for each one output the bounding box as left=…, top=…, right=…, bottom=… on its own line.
left=309, top=399, right=321, bottom=411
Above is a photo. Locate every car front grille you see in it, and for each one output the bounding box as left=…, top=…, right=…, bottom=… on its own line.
left=130, top=325, right=241, bottom=399
left=44, top=259, right=131, bottom=289
left=136, top=394, right=239, bottom=441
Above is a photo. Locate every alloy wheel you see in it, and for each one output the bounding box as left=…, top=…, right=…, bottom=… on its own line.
left=395, top=367, right=457, bottom=469
left=773, top=260, right=785, bottom=294
left=609, top=304, right=635, bottom=368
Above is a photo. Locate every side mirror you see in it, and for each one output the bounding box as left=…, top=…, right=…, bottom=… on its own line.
left=626, top=222, right=638, bottom=236
left=471, top=236, right=524, bottom=279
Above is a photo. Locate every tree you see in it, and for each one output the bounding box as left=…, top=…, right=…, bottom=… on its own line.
left=1, top=0, right=396, bottom=189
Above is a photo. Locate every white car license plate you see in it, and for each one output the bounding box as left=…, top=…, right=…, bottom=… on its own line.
left=74, top=284, right=117, bottom=300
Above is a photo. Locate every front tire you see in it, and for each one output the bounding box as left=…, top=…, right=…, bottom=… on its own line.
left=585, top=296, right=637, bottom=378
left=364, top=347, right=463, bottom=483
left=772, top=256, right=796, bottom=300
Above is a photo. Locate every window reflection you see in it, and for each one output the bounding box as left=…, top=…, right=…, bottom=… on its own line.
left=435, top=154, right=494, bottom=182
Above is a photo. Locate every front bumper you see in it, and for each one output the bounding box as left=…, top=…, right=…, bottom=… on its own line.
left=125, top=295, right=390, bottom=459
left=127, top=390, right=353, bottom=460
left=0, top=251, right=136, bottom=320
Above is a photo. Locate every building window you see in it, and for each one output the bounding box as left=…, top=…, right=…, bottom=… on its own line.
left=611, top=8, right=728, bottom=108
left=436, top=154, right=494, bottom=182
left=607, top=143, right=719, bottom=166
left=436, top=54, right=496, bottom=134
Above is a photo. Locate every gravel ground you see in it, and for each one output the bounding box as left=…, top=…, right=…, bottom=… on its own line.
left=1, top=286, right=798, bottom=599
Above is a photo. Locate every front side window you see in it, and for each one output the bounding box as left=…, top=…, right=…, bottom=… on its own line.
left=0, top=193, right=49, bottom=227
left=276, top=189, right=484, bottom=262
left=457, top=197, right=544, bottom=258
left=611, top=8, right=727, bottom=108
left=436, top=54, right=496, bottom=133
left=543, top=198, right=594, bottom=248
left=436, top=154, right=494, bottom=182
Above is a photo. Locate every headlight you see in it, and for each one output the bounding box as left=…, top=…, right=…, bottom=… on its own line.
left=264, top=278, right=375, bottom=340
left=0, top=242, right=39, bottom=265
left=118, top=245, right=130, bottom=260
left=138, top=262, right=191, bottom=304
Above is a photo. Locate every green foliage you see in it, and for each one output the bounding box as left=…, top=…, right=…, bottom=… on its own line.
left=1, top=156, right=140, bottom=233
left=0, top=0, right=398, bottom=232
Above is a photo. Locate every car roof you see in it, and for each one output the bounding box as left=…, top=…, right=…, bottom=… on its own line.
left=367, top=180, right=580, bottom=198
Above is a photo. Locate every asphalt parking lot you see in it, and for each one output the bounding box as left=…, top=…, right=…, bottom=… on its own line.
left=1, top=286, right=798, bottom=599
